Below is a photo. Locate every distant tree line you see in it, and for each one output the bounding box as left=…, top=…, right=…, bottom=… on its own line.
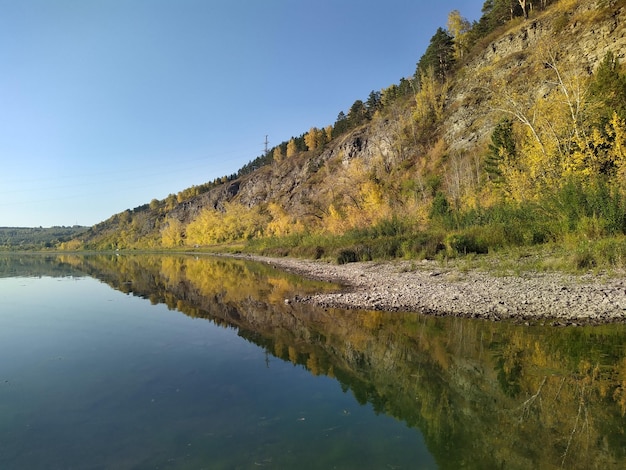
left=0, top=226, right=87, bottom=249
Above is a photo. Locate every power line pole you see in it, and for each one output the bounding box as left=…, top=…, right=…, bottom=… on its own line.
left=264, top=135, right=269, bottom=156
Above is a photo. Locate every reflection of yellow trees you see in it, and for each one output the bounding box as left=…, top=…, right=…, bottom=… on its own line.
left=307, top=353, right=320, bottom=376
left=274, top=341, right=285, bottom=360
left=59, top=254, right=626, bottom=469
left=288, top=346, right=298, bottom=365
left=613, top=357, right=626, bottom=416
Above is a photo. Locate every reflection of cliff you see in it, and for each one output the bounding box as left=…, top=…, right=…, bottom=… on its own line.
left=59, top=254, right=626, bottom=469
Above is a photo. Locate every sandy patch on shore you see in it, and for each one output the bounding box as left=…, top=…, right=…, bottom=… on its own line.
left=238, top=254, right=626, bottom=325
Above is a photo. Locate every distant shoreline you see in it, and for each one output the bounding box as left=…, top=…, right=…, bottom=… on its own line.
left=234, top=254, right=626, bottom=326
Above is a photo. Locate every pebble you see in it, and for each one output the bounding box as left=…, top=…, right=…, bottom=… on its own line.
left=233, top=254, right=626, bottom=325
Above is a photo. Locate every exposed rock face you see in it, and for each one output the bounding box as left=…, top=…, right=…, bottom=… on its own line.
left=82, top=2, right=626, bottom=246
left=165, top=124, right=388, bottom=226
left=445, top=3, right=626, bottom=152
left=176, top=4, right=626, bottom=223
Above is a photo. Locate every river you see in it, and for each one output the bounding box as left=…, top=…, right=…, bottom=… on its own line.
left=1, top=253, right=625, bottom=469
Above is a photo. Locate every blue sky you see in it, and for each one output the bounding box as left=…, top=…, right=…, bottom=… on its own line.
left=1, top=0, right=484, bottom=227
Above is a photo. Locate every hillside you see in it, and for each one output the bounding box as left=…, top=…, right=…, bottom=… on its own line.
left=73, top=0, right=626, bottom=267
left=0, top=226, right=87, bottom=250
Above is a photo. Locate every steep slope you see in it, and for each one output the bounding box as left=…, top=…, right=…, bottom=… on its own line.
left=76, top=0, right=626, bottom=254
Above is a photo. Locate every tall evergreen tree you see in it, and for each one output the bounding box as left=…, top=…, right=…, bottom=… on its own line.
left=589, top=52, right=626, bottom=123
left=334, top=111, right=349, bottom=135
left=469, top=0, right=524, bottom=43
left=348, top=100, right=368, bottom=127
left=485, top=118, right=516, bottom=182
left=366, top=90, right=382, bottom=114
left=416, top=27, right=455, bottom=83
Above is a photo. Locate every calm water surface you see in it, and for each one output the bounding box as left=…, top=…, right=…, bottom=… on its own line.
left=1, top=254, right=626, bottom=469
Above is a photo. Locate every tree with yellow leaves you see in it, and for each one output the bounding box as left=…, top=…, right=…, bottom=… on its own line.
left=265, top=202, right=304, bottom=237
left=304, top=127, right=321, bottom=151
left=273, top=146, right=284, bottom=163
left=447, top=10, right=472, bottom=61
left=286, top=138, right=297, bottom=158
left=161, top=217, right=184, bottom=247
left=324, top=125, right=332, bottom=143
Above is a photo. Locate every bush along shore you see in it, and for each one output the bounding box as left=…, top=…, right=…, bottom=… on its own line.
left=235, top=254, right=626, bottom=326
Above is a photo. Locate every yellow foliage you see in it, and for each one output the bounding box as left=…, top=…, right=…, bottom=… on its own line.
left=304, top=127, right=320, bottom=151
left=414, top=68, right=449, bottom=125
left=606, top=112, right=626, bottom=182
left=325, top=204, right=347, bottom=235
left=185, top=202, right=268, bottom=245
left=319, top=159, right=394, bottom=234
left=324, top=125, right=333, bottom=142
left=286, top=138, right=297, bottom=158
left=59, top=239, right=83, bottom=250
left=273, top=146, right=284, bottom=163
left=492, top=53, right=612, bottom=201
left=161, top=217, right=184, bottom=247
left=265, top=202, right=304, bottom=237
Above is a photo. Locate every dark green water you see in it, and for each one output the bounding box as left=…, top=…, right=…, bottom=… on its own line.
left=1, top=254, right=626, bottom=469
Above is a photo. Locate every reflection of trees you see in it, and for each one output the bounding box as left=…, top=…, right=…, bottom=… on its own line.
left=51, top=254, right=626, bottom=469
left=0, top=253, right=85, bottom=278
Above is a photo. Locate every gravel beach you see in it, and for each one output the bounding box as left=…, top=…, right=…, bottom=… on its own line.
left=240, top=255, right=626, bottom=325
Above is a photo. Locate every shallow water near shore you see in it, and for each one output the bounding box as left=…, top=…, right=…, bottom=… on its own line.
left=2, top=253, right=626, bottom=469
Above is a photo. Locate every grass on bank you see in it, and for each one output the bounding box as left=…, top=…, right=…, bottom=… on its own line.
left=234, top=228, right=626, bottom=276
left=235, top=188, right=626, bottom=275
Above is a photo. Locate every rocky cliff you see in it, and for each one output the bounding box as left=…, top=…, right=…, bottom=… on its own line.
left=78, top=0, right=626, bottom=249
left=174, top=2, right=626, bottom=219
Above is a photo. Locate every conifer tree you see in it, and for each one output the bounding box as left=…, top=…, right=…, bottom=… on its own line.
left=348, top=100, right=368, bottom=127
left=366, top=90, right=382, bottom=114
left=334, top=111, right=348, bottom=135
left=416, top=27, right=455, bottom=83
left=589, top=52, right=626, bottom=123
left=485, top=118, right=516, bottom=182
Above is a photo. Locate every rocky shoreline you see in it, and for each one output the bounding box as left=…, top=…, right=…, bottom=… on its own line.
left=238, top=255, right=626, bottom=326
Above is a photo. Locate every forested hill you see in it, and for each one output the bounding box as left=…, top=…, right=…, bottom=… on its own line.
left=71, top=1, right=626, bottom=268
left=0, top=226, right=87, bottom=250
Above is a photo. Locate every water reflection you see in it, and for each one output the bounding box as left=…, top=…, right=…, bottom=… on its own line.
left=3, top=253, right=626, bottom=469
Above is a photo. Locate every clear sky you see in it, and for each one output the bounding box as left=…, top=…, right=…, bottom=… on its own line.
left=1, top=0, right=485, bottom=227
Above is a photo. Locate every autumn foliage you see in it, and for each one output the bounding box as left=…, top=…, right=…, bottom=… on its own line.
left=69, top=1, right=626, bottom=269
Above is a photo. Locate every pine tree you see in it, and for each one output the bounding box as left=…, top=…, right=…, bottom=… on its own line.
left=485, top=118, right=516, bottom=182
left=416, top=27, right=455, bottom=83
left=334, top=111, right=349, bottom=135
left=348, top=100, right=368, bottom=127
left=589, top=52, right=626, bottom=123
left=366, top=90, right=382, bottom=114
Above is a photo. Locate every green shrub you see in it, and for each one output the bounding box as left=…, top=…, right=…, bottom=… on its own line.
left=336, top=249, right=358, bottom=264
left=446, top=230, right=489, bottom=256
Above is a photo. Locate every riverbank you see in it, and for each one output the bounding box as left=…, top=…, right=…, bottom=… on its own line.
left=237, top=254, right=626, bottom=325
